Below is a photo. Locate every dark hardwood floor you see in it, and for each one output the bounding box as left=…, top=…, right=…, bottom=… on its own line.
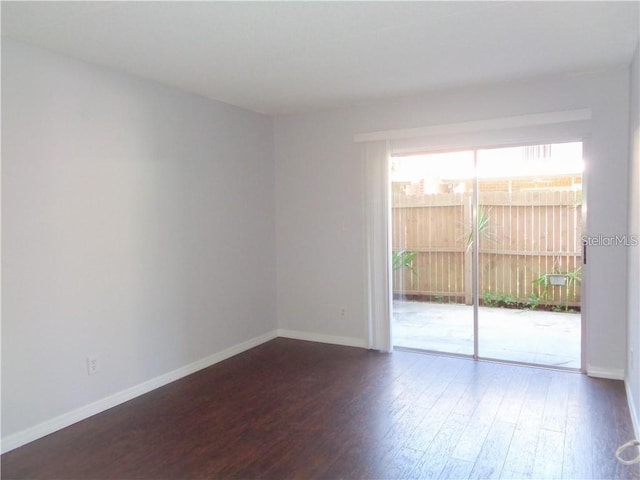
left=2, top=338, right=639, bottom=479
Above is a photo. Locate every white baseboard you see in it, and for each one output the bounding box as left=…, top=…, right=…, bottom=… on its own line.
left=1, top=330, right=278, bottom=454
left=277, top=329, right=367, bottom=349
left=626, top=380, right=640, bottom=439
left=586, top=366, right=625, bottom=380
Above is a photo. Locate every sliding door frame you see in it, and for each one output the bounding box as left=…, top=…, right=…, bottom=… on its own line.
left=388, top=137, right=587, bottom=372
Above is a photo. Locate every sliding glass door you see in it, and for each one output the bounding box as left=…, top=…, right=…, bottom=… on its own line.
left=391, top=142, right=583, bottom=370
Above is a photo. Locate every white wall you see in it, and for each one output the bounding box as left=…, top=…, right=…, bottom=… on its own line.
left=627, top=42, right=640, bottom=436
left=275, top=69, right=631, bottom=376
left=274, top=111, right=367, bottom=345
left=2, top=40, right=276, bottom=443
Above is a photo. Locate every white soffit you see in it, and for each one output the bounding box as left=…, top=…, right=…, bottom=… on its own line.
left=353, top=109, right=593, bottom=143
left=2, top=2, right=638, bottom=115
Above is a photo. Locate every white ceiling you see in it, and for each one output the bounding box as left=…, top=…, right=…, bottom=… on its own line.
left=2, top=1, right=639, bottom=116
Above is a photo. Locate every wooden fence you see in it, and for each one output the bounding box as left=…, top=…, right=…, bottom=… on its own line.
left=392, top=190, right=582, bottom=308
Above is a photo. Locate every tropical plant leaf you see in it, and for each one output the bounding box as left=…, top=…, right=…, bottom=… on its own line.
left=392, top=250, right=417, bottom=275
left=465, top=206, right=496, bottom=251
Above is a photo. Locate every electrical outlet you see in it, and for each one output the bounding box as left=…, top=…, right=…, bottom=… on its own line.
left=87, top=355, right=100, bottom=375
left=340, top=307, right=346, bottom=318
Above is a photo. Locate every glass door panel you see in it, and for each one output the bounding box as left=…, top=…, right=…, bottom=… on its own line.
left=476, top=142, right=583, bottom=368
left=391, top=151, right=475, bottom=355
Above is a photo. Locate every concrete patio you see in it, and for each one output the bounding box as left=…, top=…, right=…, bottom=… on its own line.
left=393, top=300, right=581, bottom=369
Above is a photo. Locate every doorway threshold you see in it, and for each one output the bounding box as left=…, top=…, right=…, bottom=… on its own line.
left=393, top=345, right=583, bottom=374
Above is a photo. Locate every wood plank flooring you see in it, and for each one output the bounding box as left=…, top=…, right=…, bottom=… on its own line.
left=2, top=338, right=639, bottom=479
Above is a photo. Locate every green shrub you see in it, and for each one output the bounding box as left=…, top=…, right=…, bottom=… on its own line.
left=392, top=250, right=417, bottom=275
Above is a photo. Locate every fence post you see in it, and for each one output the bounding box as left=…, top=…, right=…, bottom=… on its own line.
left=463, top=193, right=473, bottom=305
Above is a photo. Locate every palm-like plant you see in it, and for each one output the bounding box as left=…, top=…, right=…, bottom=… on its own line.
left=464, top=207, right=496, bottom=251
left=392, top=250, right=417, bottom=275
